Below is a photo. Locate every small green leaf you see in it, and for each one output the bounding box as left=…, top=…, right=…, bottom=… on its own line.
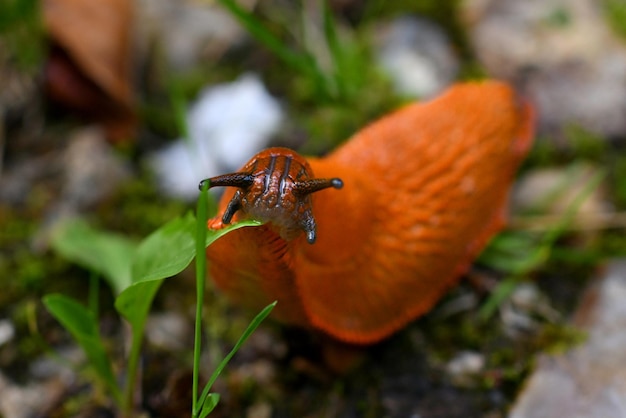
left=478, top=276, right=519, bottom=320
left=118, top=216, right=259, bottom=326
left=130, top=213, right=260, bottom=285
left=49, top=218, right=136, bottom=294
left=199, top=393, right=221, bottom=418
left=196, top=301, right=276, bottom=414
left=478, top=231, right=542, bottom=274
left=130, top=212, right=198, bottom=284
left=42, top=294, right=122, bottom=404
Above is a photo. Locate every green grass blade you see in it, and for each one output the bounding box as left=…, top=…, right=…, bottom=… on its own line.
left=478, top=276, right=520, bottom=320
left=130, top=213, right=260, bottom=285
left=218, top=0, right=328, bottom=96
left=322, top=0, right=346, bottom=98
left=479, top=166, right=607, bottom=320
left=540, top=168, right=606, bottom=247
left=130, top=212, right=199, bottom=283
left=218, top=0, right=305, bottom=69
left=169, top=78, right=190, bottom=142
left=195, top=301, right=276, bottom=415
left=192, top=182, right=210, bottom=416
left=43, top=294, right=122, bottom=405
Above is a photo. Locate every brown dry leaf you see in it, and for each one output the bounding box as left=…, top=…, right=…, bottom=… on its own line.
left=43, top=0, right=136, bottom=142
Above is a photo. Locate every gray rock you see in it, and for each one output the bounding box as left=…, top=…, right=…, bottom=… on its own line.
left=445, top=350, right=486, bottom=387
left=145, top=312, right=191, bottom=351
left=31, top=126, right=132, bottom=251
left=147, top=74, right=283, bottom=200
left=510, top=259, right=626, bottom=418
left=0, top=319, right=15, bottom=347
left=463, top=0, right=626, bottom=139
left=136, top=0, right=249, bottom=69
left=375, top=16, right=459, bottom=98
left=0, top=370, right=66, bottom=418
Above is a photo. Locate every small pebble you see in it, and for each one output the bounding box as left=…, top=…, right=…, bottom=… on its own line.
left=246, top=401, right=272, bottom=418
left=510, top=259, right=626, bottom=418
left=145, top=312, right=191, bottom=351
left=446, top=350, right=485, bottom=387
left=147, top=73, right=284, bottom=200
left=375, top=16, right=459, bottom=98
left=0, top=319, right=15, bottom=347
left=463, top=0, right=626, bottom=139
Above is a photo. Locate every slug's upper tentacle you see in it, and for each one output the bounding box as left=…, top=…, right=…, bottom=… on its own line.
left=199, top=147, right=343, bottom=244
left=293, top=178, right=344, bottom=197
left=198, top=172, right=254, bottom=190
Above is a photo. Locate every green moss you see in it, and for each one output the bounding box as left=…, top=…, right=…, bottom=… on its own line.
left=604, top=0, right=626, bottom=40
left=542, top=7, right=571, bottom=27
left=564, top=125, right=607, bottom=160
left=534, top=324, right=587, bottom=355
left=0, top=0, right=44, bottom=70
left=597, top=231, right=626, bottom=256
left=526, top=125, right=607, bottom=167
left=96, top=177, right=193, bottom=236
left=608, top=154, right=626, bottom=208
left=0, top=211, right=75, bottom=309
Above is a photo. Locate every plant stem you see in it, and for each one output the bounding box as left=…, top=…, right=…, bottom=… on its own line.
left=88, top=271, right=99, bottom=318
left=192, top=183, right=209, bottom=417
left=122, top=323, right=143, bottom=417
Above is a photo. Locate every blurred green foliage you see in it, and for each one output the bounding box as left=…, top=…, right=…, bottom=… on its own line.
left=604, top=0, right=626, bottom=39
left=0, top=0, right=44, bottom=69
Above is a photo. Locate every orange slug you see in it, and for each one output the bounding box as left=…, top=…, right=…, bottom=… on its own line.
left=203, top=80, right=535, bottom=345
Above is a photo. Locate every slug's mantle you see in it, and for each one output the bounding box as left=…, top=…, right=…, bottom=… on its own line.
left=206, top=81, right=535, bottom=345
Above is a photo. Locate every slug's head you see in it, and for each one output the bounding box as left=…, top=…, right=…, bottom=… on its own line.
left=199, top=147, right=343, bottom=244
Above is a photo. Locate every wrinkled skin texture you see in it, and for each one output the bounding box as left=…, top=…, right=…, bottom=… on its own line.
left=207, top=81, right=535, bottom=345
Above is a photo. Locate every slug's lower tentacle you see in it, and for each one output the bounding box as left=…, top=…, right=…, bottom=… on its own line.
left=222, top=190, right=243, bottom=224
left=201, top=147, right=343, bottom=244
left=302, top=215, right=317, bottom=244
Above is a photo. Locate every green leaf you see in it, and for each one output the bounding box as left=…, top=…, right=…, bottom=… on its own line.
left=117, top=214, right=261, bottom=413
left=130, top=212, right=197, bottom=284
left=49, top=218, right=136, bottom=294
left=42, top=294, right=122, bottom=404
left=116, top=214, right=262, bottom=342
left=199, top=393, right=221, bottom=418
left=130, top=213, right=261, bottom=285
left=478, top=231, right=542, bottom=274
left=196, top=301, right=276, bottom=415
left=117, top=214, right=260, bottom=330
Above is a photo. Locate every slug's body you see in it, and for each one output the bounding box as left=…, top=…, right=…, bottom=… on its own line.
left=204, top=81, right=535, bottom=345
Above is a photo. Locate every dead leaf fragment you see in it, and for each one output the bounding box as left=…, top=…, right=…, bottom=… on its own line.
left=43, top=0, right=136, bottom=142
